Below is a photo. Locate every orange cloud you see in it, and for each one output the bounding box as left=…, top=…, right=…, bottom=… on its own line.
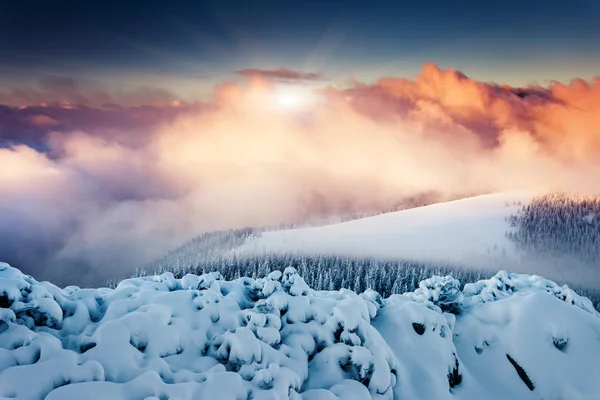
left=331, top=63, right=600, bottom=160
left=27, top=114, right=59, bottom=127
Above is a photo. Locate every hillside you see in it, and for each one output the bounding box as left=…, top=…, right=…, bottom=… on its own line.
left=1, top=262, right=599, bottom=399
left=147, top=191, right=600, bottom=290
left=236, top=192, right=534, bottom=268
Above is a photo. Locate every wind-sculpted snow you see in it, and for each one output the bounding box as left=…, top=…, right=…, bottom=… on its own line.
left=1, top=261, right=600, bottom=399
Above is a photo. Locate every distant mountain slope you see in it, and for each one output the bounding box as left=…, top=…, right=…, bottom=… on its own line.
left=236, top=192, right=534, bottom=267
left=1, top=262, right=599, bottom=400
left=146, top=191, right=600, bottom=290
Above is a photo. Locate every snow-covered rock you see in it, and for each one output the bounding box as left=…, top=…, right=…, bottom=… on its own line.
left=1, top=261, right=599, bottom=399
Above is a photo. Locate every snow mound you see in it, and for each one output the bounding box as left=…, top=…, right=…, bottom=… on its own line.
left=462, top=270, right=599, bottom=316
left=1, top=261, right=600, bottom=399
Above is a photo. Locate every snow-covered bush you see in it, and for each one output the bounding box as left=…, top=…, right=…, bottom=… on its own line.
left=2, top=262, right=600, bottom=399
left=462, top=270, right=598, bottom=316
left=0, top=264, right=397, bottom=399
left=405, top=275, right=464, bottom=314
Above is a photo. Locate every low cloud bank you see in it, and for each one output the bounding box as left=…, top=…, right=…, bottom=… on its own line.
left=1, top=64, right=599, bottom=285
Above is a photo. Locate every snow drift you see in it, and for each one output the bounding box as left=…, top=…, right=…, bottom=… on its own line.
left=1, top=261, right=599, bottom=399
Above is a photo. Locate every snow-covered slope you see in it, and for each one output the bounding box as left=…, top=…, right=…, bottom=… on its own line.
left=1, top=261, right=599, bottom=400
left=236, top=192, right=534, bottom=267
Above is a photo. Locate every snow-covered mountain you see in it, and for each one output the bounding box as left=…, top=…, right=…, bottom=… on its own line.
left=236, top=192, right=534, bottom=267
left=147, top=190, right=599, bottom=290
left=1, top=262, right=599, bottom=400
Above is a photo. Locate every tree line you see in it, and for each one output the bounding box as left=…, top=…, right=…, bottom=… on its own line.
left=506, top=192, right=600, bottom=266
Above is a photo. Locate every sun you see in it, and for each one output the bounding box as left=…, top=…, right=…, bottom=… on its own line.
left=272, top=86, right=318, bottom=111
left=276, top=92, right=302, bottom=108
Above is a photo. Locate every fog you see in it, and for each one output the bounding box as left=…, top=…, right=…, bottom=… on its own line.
left=1, top=64, right=599, bottom=286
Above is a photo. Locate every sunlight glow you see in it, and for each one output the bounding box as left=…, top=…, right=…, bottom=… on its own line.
left=273, top=86, right=318, bottom=111
left=276, top=92, right=302, bottom=108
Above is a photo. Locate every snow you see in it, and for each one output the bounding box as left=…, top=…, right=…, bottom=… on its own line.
left=236, top=192, right=535, bottom=266
left=1, top=261, right=600, bottom=399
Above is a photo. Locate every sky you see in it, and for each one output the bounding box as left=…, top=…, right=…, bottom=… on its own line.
left=1, top=0, right=599, bottom=98
left=1, top=0, right=600, bottom=285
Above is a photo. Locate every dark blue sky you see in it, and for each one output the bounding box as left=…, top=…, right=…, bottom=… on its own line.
left=1, top=0, right=598, bottom=97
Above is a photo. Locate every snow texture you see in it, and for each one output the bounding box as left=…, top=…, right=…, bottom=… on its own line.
left=1, top=261, right=600, bottom=399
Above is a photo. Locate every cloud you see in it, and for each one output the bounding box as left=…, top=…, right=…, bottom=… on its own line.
left=325, top=63, right=600, bottom=160
left=0, top=64, right=599, bottom=287
left=235, top=67, right=323, bottom=83
left=27, top=114, right=59, bottom=127
left=0, top=76, right=182, bottom=108
left=0, top=102, right=204, bottom=150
